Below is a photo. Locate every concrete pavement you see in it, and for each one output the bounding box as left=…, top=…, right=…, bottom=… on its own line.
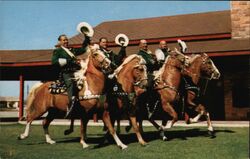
left=16, top=119, right=249, bottom=127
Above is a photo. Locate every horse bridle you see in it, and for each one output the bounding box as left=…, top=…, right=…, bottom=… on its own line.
left=92, top=50, right=111, bottom=74
left=200, top=55, right=217, bottom=80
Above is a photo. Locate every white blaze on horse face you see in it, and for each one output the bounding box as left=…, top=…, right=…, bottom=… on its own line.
left=184, top=56, right=191, bottom=67
left=210, top=60, right=220, bottom=79
left=90, top=44, right=111, bottom=68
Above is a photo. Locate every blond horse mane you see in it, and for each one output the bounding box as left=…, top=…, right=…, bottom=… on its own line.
left=109, top=54, right=145, bottom=79
left=74, top=56, right=89, bottom=81
left=74, top=44, right=102, bottom=81
left=153, top=56, right=170, bottom=80
left=187, top=54, right=200, bottom=64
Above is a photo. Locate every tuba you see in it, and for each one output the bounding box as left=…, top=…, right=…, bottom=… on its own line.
left=77, top=22, right=94, bottom=37
left=115, top=33, right=129, bottom=47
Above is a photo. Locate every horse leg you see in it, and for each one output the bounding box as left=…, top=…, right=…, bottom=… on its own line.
left=43, top=109, right=57, bottom=144
left=18, top=107, right=47, bottom=140
left=102, top=110, right=127, bottom=149
left=80, top=117, right=89, bottom=149
left=64, top=119, right=75, bottom=135
left=185, top=91, right=197, bottom=123
left=129, top=116, right=147, bottom=146
left=195, top=104, right=214, bottom=133
left=162, top=102, right=178, bottom=129
left=138, top=119, right=144, bottom=133
left=189, top=103, right=205, bottom=123
left=116, top=118, right=121, bottom=134
left=18, top=121, right=32, bottom=140
left=205, top=111, right=214, bottom=132
left=148, top=118, right=167, bottom=141
left=125, top=119, right=132, bottom=132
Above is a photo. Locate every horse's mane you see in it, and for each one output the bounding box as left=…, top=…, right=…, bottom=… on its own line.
left=153, top=56, right=170, bottom=80
left=187, top=54, right=200, bottom=64
left=74, top=44, right=102, bottom=81
left=74, top=56, right=89, bottom=81
left=109, top=54, right=145, bottom=78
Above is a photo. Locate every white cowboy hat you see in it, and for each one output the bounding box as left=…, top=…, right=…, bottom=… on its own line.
left=115, top=33, right=129, bottom=47
left=77, top=22, right=94, bottom=37
left=177, top=39, right=187, bottom=53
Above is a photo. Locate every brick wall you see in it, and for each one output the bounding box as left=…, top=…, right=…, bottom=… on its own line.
left=224, top=73, right=249, bottom=120
left=231, top=1, right=250, bottom=39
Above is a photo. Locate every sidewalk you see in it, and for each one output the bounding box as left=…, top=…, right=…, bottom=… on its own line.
left=16, top=119, right=249, bottom=128
left=1, top=110, right=249, bottom=127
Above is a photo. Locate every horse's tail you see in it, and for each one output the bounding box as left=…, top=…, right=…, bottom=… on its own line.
left=26, top=82, right=43, bottom=117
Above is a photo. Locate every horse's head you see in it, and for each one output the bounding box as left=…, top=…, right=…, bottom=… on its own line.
left=112, top=55, right=148, bottom=93
left=199, top=53, right=220, bottom=79
left=88, top=44, right=112, bottom=73
left=166, top=48, right=188, bottom=69
left=132, top=57, right=148, bottom=89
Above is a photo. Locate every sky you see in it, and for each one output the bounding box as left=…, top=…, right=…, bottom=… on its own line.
left=0, top=1, right=230, bottom=98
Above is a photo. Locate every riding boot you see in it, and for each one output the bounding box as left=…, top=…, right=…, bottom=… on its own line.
left=65, top=96, right=78, bottom=119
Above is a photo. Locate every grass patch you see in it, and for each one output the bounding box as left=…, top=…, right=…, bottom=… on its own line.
left=0, top=124, right=249, bottom=159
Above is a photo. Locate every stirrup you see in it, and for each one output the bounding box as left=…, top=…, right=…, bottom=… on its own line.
left=64, top=106, right=74, bottom=119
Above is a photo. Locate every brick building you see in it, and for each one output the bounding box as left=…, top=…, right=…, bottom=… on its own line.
left=0, top=1, right=249, bottom=120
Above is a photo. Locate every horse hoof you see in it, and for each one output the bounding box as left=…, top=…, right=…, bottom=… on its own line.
left=18, top=134, right=27, bottom=140
left=64, top=129, right=73, bottom=135
left=119, top=144, right=128, bottom=150
left=162, top=136, right=167, bottom=141
left=47, top=140, right=56, bottom=144
left=141, top=142, right=148, bottom=147
left=208, top=130, right=216, bottom=138
left=82, top=144, right=89, bottom=149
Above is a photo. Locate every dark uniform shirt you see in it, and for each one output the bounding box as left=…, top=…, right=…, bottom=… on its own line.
left=100, top=46, right=126, bottom=70
left=137, top=49, right=157, bottom=73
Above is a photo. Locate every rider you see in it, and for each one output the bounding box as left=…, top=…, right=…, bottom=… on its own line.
left=137, top=39, right=159, bottom=89
left=176, top=39, right=201, bottom=123
left=99, top=37, right=127, bottom=93
left=99, top=37, right=126, bottom=70
left=98, top=36, right=127, bottom=131
left=154, top=40, right=171, bottom=67
left=51, top=34, right=91, bottom=118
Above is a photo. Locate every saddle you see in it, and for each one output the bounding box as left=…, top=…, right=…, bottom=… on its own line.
left=49, top=80, right=67, bottom=94
left=48, top=75, right=84, bottom=94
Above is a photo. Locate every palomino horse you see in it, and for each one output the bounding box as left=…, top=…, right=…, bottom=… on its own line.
left=107, top=54, right=148, bottom=145
left=182, top=53, right=220, bottom=133
left=140, top=52, right=220, bottom=140
left=124, top=49, right=188, bottom=140
left=18, top=45, right=128, bottom=149
left=64, top=54, right=149, bottom=146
